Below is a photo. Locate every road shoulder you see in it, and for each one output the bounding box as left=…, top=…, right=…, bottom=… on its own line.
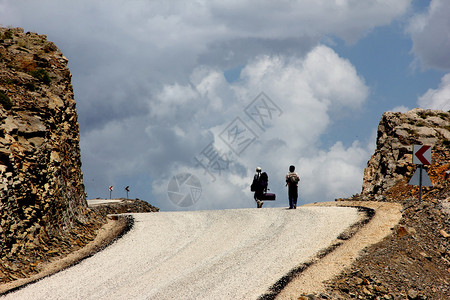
left=0, top=216, right=129, bottom=295
left=276, top=201, right=402, bottom=299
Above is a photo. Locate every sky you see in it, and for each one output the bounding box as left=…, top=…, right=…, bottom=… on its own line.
left=1, top=0, right=450, bottom=211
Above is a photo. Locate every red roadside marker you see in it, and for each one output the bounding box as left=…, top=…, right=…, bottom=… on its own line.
left=413, top=145, right=431, bottom=165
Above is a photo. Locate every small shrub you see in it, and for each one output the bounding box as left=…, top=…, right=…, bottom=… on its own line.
left=25, top=82, right=37, bottom=91
left=0, top=91, right=13, bottom=110
left=406, top=128, right=417, bottom=136
left=415, top=120, right=426, bottom=127
left=17, top=40, right=29, bottom=49
left=1, top=78, right=14, bottom=85
left=442, top=139, right=450, bottom=147
left=438, top=112, right=449, bottom=119
left=30, top=68, right=51, bottom=84
left=2, top=30, right=13, bottom=40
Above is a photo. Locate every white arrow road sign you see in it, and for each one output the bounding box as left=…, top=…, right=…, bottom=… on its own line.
left=409, top=168, right=433, bottom=187
left=413, top=145, right=432, bottom=165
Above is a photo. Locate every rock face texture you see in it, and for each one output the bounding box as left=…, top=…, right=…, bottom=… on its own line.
left=0, top=27, right=104, bottom=282
left=361, top=108, right=450, bottom=199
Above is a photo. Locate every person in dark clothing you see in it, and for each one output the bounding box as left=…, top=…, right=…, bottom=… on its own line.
left=252, top=167, right=267, bottom=208
left=285, top=165, right=299, bottom=209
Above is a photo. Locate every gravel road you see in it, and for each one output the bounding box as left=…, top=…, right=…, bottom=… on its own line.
left=3, top=207, right=359, bottom=300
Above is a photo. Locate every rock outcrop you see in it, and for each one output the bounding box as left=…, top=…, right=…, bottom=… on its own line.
left=89, top=198, right=160, bottom=215
left=361, top=108, right=450, bottom=199
left=0, top=27, right=105, bottom=282
left=323, top=108, right=450, bottom=299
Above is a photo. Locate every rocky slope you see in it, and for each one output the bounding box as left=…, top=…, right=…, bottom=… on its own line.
left=0, top=28, right=159, bottom=286
left=88, top=198, right=159, bottom=215
left=0, top=27, right=107, bottom=283
left=362, top=108, right=449, bottom=199
left=302, top=109, right=450, bottom=299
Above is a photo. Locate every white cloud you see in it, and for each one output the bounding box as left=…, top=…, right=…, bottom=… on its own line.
left=205, top=0, right=411, bottom=43
left=80, top=45, right=371, bottom=209
left=408, top=0, right=450, bottom=70
left=302, top=46, right=368, bottom=109
left=299, top=141, right=370, bottom=201
left=0, top=0, right=404, bottom=130
left=1, top=1, right=410, bottom=210
left=145, top=45, right=370, bottom=209
left=1, top=0, right=411, bottom=72
left=418, top=73, right=450, bottom=111
left=389, top=105, right=410, bottom=113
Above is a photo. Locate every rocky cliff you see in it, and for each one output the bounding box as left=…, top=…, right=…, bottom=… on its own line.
left=0, top=27, right=105, bottom=282
left=323, top=108, right=450, bottom=299
left=362, top=108, right=450, bottom=200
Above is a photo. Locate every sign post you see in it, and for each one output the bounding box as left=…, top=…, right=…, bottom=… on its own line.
left=409, top=145, right=432, bottom=202
left=109, top=185, right=114, bottom=199
left=418, top=164, right=423, bottom=202
left=125, top=186, right=130, bottom=199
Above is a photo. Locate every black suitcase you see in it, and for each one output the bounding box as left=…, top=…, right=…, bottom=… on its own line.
left=260, top=193, right=276, bottom=201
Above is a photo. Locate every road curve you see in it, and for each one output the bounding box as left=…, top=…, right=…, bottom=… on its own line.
left=3, top=207, right=359, bottom=300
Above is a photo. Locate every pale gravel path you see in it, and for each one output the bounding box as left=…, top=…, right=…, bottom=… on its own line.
left=276, top=201, right=403, bottom=299
left=2, top=207, right=359, bottom=300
